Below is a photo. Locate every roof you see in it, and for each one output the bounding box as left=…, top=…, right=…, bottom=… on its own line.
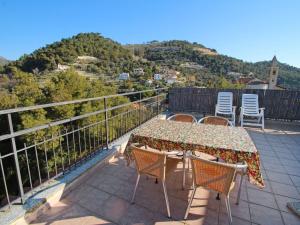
left=271, top=55, right=278, bottom=66
left=247, top=78, right=268, bottom=85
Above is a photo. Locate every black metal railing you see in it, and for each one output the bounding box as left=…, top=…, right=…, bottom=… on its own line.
left=0, top=88, right=168, bottom=210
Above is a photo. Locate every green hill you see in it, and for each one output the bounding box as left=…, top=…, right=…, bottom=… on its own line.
left=12, top=33, right=134, bottom=76
left=128, top=40, right=300, bottom=89
left=6, top=33, right=300, bottom=89
left=0, top=56, right=9, bottom=66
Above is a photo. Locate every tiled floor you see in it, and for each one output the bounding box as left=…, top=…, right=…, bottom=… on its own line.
left=30, top=121, right=300, bottom=225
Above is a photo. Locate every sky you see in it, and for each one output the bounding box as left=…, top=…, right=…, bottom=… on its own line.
left=0, top=0, right=300, bottom=67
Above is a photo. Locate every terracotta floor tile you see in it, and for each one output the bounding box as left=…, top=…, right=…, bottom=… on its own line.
left=99, top=196, right=131, bottom=224
left=249, top=204, right=284, bottom=225
left=184, top=208, right=218, bottom=225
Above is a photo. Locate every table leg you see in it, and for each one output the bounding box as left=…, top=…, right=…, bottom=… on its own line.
left=216, top=157, right=220, bottom=200
left=182, top=151, right=186, bottom=190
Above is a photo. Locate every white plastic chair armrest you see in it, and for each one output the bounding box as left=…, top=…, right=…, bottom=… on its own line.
left=259, top=108, right=265, bottom=115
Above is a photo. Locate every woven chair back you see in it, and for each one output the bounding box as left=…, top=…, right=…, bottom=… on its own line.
left=191, top=156, right=236, bottom=195
left=201, top=116, right=230, bottom=126
left=131, top=146, right=166, bottom=179
left=169, top=114, right=196, bottom=123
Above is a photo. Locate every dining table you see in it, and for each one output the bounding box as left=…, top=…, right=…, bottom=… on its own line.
left=124, top=118, right=264, bottom=188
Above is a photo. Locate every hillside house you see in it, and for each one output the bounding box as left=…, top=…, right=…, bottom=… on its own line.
left=119, top=73, right=130, bottom=80
left=57, top=64, right=70, bottom=71
left=153, top=73, right=163, bottom=80
left=246, top=78, right=269, bottom=90
left=165, top=75, right=177, bottom=84
left=133, top=68, right=144, bottom=76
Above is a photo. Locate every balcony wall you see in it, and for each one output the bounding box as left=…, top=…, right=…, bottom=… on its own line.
left=169, top=88, right=300, bottom=121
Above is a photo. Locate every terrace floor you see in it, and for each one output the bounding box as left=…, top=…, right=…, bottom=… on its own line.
left=30, top=120, right=300, bottom=225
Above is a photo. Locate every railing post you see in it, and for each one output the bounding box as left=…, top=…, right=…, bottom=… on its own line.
left=7, top=113, right=25, bottom=203
left=156, top=90, right=159, bottom=116
left=104, top=97, right=109, bottom=149
left=139, top=92, right=142, bottom=125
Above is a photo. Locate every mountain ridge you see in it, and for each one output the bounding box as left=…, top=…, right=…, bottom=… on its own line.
left=4, top=33, right=300, bottom=89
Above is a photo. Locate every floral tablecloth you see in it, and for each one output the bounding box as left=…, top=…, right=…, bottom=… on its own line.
left=124, top=119, right=264, bottom=188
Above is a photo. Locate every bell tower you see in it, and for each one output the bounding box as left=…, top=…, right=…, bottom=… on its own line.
left=268, top=56, right=279, bottom=89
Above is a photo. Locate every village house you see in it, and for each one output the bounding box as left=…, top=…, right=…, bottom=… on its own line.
left=133, top=68, right=144, bottom=76
left=246, top=78, right=269, bottom=89
left=119, top=72, right=130, bottom=80
left=153, top=73, right=163, bottom=80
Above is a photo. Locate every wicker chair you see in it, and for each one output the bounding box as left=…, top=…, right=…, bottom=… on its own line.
left=196, top=116, right=231, bottom=161
left=167, top=113, right=197, bottom=123
left=198, top=116, right=233, bottom=127
left=130, top=144, right=180, bottom=218
left=167, top=113, right=196, bottom=189
left=184, top=156, right=247, bottom=224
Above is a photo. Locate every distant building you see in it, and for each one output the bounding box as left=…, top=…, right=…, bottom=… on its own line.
left=246, top=78, right=269, bottom=90
left=77, top=56, right=99, bottom=63
left=227, top=71, right=243, bottom=77
left=268, top=56, right=280, bottom=90
left=180, top=62, right=204, bottom=70
left=119, top=73, right=130, bottom=80
left=146, top=79, right=153, bottom=85
left=133, top=68, right=144, bottom=76
left=187, top=75, right=196, bottom=82
left=233, top=76, right=253, bottom=85
left=154, top=73, right=162, bottom=80
left=165, top=75, right=177, bottom=84
left=57, top=64, right=70, bottom=71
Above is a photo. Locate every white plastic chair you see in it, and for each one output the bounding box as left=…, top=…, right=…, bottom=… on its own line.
left=215, top=92, right=236, bottom=126
left=240, top=94, right=265, bottom=129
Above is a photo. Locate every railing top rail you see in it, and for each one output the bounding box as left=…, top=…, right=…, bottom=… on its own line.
left=0, top=93, right=167, bottom=141
left=0, top=88, right=167, bottom=115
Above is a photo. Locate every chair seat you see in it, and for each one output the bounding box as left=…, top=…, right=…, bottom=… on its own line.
left=243, top=113, right=262, bottom=117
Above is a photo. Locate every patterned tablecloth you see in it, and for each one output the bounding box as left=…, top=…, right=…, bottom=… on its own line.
left=124, top=119, right=264, bottom=188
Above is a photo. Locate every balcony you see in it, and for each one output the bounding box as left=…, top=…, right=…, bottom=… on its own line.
left=0, top=88, right=300, bottom=225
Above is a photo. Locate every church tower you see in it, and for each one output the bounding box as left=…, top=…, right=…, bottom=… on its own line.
left=268, top=56, right=279, bottom=89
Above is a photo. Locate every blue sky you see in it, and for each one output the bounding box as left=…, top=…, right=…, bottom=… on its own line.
left=1, top=0, right=300, bottom=67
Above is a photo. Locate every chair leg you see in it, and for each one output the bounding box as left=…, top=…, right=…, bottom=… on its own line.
left=236, top=174, right=244, bottom=205
left=184, top=187, right=197, bottom=220
left=225, top=196, right=232, bottom=224
left=162, top=180, right=171, bottom=218
left=262, top=115, right=264, bottom=130
left=233, top=114, right=236, bottom=127
left=241, top=115, right=244, bottom=127
left=131, top=174, right=140, bottom=204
